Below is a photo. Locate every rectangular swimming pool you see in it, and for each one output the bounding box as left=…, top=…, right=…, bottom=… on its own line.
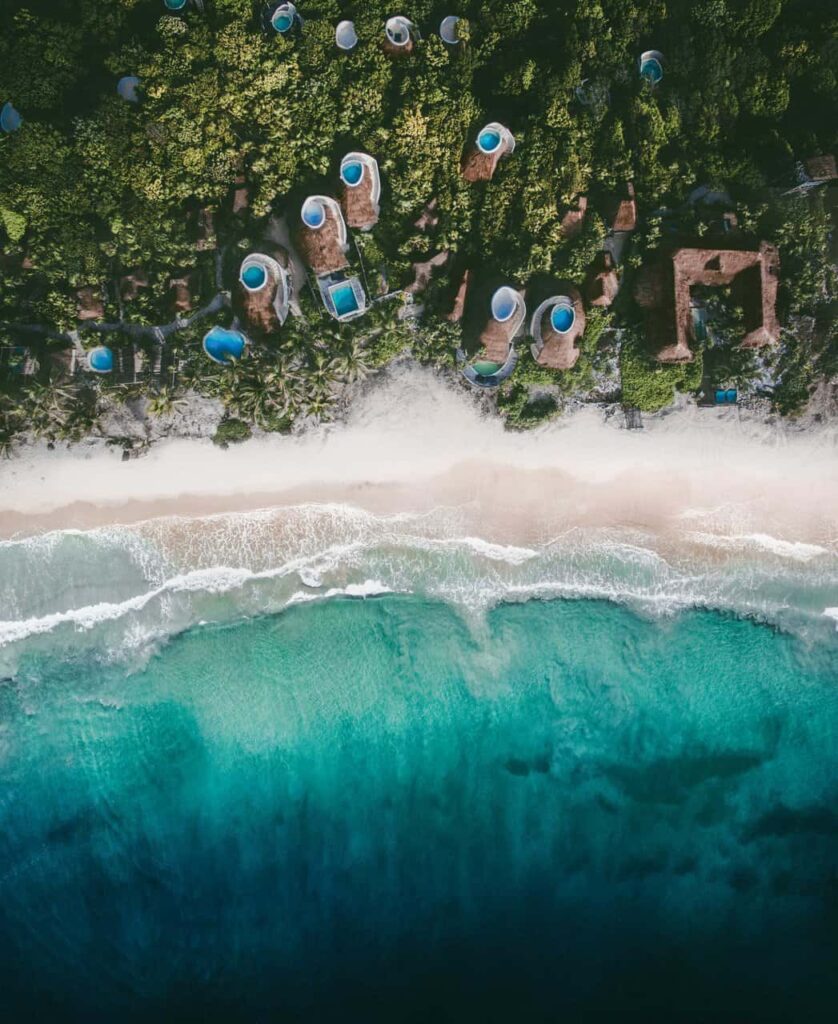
left=330, top=283, right=360, bottom=318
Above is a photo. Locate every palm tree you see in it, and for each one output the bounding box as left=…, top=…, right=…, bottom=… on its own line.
left=332, top=339, right=372, bottom=384
left=146, top=387, right=185, bottom=418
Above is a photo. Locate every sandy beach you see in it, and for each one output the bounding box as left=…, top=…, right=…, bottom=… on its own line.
left=1, top=366, right=837, bottom=552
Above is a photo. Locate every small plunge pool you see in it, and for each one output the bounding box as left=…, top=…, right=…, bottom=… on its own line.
left=550, top=304, right=575, bottom=333
left=331, top=283, right=360, bottom=318
left=242, top=263, right=267, bottom=290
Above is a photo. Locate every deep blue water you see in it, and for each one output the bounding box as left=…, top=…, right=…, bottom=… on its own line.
left=1, top=595, right=836, bottom=1022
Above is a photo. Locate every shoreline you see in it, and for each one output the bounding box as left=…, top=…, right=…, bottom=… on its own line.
left=1, top=366, right=837, bottom=550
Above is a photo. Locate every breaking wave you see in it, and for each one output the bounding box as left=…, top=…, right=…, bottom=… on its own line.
left=1, top=502, right=837, bottom=672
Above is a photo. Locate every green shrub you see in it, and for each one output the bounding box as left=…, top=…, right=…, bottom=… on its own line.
left=620, top=334, right=703, bottom=412
left=212, top=418, right=252, bottom=446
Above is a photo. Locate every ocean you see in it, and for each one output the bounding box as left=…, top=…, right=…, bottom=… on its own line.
left=1, top=504, right=836, bottom=1022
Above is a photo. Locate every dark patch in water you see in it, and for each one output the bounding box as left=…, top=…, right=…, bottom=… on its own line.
left=604, top=751, right=765, bottom=804
left=743, top=803, right=838, bottom=840
left=503, top=754, right=550, bottom=777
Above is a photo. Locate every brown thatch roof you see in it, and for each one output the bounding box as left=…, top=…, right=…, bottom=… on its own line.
left=170, top=271, right=198, bottom=314
left=340, top=176, right=378, bottom=230
left=586, top=252, right=619, bottom=307
left=382, top=38, right=414, bottom=57
left=415, top=198, right=439, bottom=232
left=804, top=154, right=837, bottom=182
left=237, top=280, right=279, bottom=335
left=296, top=209, right=348, bottom=276
left=77, top=286, right=104, bottom=321
left=232, top=175, right=250, bottom=214
left=447, top=268, right=472, bottom=322
left=461, top=147, right=502, bottom=183
left=642, top=242, right=780, bottom=362
left=405, top=251, right=449, bottom=295
left=533, top=290, right=586, bottom=370
left=479, top=292, right=524, bottom=363
left=120, top=269, right=149, bottom=302
left=606, top=182, right=637, bottom=233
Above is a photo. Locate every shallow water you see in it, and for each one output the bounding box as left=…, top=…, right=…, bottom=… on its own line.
left=1, top=509, right=836, bottom=1020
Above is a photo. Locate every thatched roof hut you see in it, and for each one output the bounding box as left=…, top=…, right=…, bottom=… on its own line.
left=478, top=287, right=526, bottom=363
left=297, top=197, right=348, bottom=276
left=383, top=17, right=415, bottom=56
left=77, top=286, right=104, bottom=322
left=586, top=252, right=619, bottom=308
left=235, top=252, right=291, bottom=335
left=462, top=123, right=515, bottom=182
left=339, top=153, right=381, bottom=231
left=530, top=289, right=586, bottom=371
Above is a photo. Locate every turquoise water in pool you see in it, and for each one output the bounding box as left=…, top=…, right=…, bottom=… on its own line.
left=203, top=326, right=244, bottom=364
left=479, top=129, right=501, bottom=152
left=551, top=304, right=575, bottom=333
left=272, top=12, right=293, bottom=33
left=342, top=161, right=364, bottom=185
left=242, top=263, right=267, bottom=289
left=0, top=507, right=836, bottom=1020
left=331, top=282, right=359, bottom=317
left=88, top=346, right=114, bottom=373
left=641, top=58, right=663, bottom=83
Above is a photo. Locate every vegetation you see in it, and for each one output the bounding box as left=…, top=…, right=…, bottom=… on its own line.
left=0, top=0, right=835, bottom=446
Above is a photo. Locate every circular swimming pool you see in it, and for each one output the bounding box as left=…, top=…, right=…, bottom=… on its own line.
left=341, top=161, right=364, bottom=186
left=550, top=303, right=575, bottom=334
left=240, top=262, right=268, bottom=291
left=478, top=129, right=502, bottom=154
left=0, top=102, right=22, bottom=134
left=301, top=198, right=326, bottom=229
left=491, top=287, right=517, bottom=323
left=163, top=0, right=187, bottom=11
left=87, top=346, right=114, bottom=374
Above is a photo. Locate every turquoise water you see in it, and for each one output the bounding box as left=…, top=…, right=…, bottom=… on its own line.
left=87, top=346, right=114, bottom=373
left=202, top=326, right=245, bottom=364
left=241, top=263, right=267, bottom=289
left=331, top=281, right=359, bottom=317
left=551, top=303, right=575, bottom=333
left=479, top=129, right=501, bottom=152
left=302, top=201, right=325, bottom=228
left=342, top=161, right=364, bottom=185
left=641, top=58, right=664, bottom=84
left=1, top=507, right=836, bottom=1019
left=272, top=13, right=293, bottom=34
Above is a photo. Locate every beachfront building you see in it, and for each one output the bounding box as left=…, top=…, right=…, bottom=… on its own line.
left=640, top=50, right=664, bottom=84
left=236, top=252, right=292, bottom=335
left=635, top=242, right=780, bottom=363
left=530, top=289, right=586, bottom=371
left=460, top=286, right=524, bottom=388
left=0, top=101, right=22, bottom=133
left=202, top=326, right=247, bottom=365
left=462, top=123, right=515, bottom=182
left=383, top=16, right=416, bottom=55
left=339, top=153, right=381, bottom=231
left=297, top=196, right=367, bottom=323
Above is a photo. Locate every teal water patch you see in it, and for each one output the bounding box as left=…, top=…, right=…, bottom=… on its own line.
left=0, top=595, right=836, bottom=1019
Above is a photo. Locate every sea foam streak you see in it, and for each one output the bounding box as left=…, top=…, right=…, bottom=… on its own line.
left=1, top=502, right=837, bottom=670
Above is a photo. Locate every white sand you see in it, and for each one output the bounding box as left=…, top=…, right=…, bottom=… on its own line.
left=1, top=365, right=837, bottom=548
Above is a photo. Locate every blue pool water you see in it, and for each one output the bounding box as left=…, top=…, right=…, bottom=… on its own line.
left=492, top=292, right=515, bottom=321
left=87, top=346, right=113, bottom=373
left=0, top=101, right=22, bottom=133
left=302, top=202, right=325, bottom=228
left=641, top=58, right=663, bottom=84
left=342, top=161, right=364, bottom=186
left=272, top=11, right=293, bottom=33
left=331, top=282, right=360, bottom=317
left=164, top=0, right=187, bottom=11
left=241, top=263, right=267, bottom=290
left=478, top=129, right=502, bottom=153
left=202, top=326, right=245, bottom=364
left=551, top=303, right=575, bottom=333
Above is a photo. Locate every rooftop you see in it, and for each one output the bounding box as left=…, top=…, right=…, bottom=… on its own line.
left=530, top=290, right=586, bottom=370
left=297, top=197, right=349, bottom=276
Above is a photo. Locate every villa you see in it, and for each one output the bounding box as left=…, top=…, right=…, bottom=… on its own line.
left=462, top=123, right=515, bottom=182
left=635, top=242, right=781, bottom=363
left=460, top=286, right=524, bottom=388
left=297, top=196, right=349, bottom=276
left=236, top=251, right=292, bottom=334
left=339, top=153, right=381, bottom=231
left=530, top=288, right=586, bottom=371
left=297, top=196, right=367, bottom=322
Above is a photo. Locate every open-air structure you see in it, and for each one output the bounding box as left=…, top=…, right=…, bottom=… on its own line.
left=462, top=123, right=515, bottom=182
left=297, top=196, right=367, bottom=323
left=460, top=286, right=524, bottom=388
left=339, top=153, right=381, bottom=231
left=530, top=289, right=586, bottom=371
left=236, top=252, right=292, bottom=334
left=635, top=242, right=781, bottom=363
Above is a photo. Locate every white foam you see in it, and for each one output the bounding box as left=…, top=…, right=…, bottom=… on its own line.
left=687, top=531, right=830, bottom=562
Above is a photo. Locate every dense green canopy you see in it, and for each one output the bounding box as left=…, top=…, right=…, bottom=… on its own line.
left=0, top=0, right=835, bottom=434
